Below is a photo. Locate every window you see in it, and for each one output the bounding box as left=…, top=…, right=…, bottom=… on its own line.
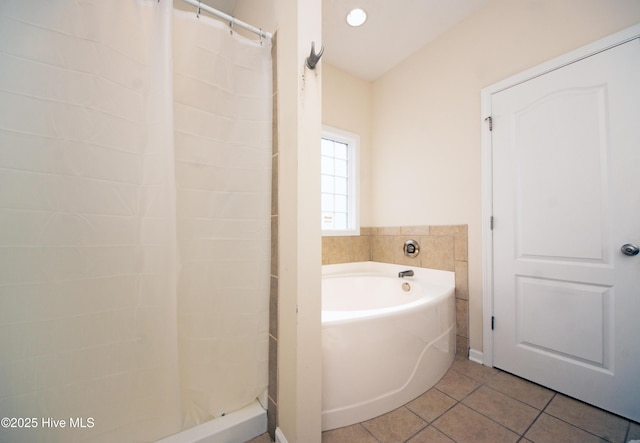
left=321, top=126, right=359, bottom=236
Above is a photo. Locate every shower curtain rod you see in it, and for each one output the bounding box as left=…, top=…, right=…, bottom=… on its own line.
left=180, top=0, right=273, bottom=40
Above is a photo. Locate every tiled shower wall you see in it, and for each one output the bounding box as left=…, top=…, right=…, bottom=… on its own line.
left=322, top=225, right=470, bottom=356
left=268, top=36, right=278, bottom=440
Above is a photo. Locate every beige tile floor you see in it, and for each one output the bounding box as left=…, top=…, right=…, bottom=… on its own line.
left=248, top=355, right=640, bottom=443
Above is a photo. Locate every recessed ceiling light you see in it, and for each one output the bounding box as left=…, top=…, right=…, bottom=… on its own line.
left=346, top=8, right=367, bottom=27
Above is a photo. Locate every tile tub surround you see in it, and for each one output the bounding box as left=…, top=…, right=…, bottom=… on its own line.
left=322, top=225, right=469, bottom=355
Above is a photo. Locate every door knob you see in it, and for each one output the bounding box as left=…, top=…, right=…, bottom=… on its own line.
left=621, top=243, right=640, bottom=256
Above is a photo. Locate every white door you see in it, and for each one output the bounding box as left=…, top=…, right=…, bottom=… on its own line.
left=491, top=38, right=640, bottom=421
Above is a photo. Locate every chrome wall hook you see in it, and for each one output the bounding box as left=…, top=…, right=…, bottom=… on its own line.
left=305, top=41, right=324, bottom=70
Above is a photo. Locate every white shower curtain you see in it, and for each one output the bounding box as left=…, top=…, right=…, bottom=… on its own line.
left=0, top=0, right=271, bottom=441
left=172, top=11, right=271, bottom=427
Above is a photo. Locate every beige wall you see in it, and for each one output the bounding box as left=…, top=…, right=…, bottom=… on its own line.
left=368, top=0, right=640, bottom=353
left=322, top=64, right=373, bottom=226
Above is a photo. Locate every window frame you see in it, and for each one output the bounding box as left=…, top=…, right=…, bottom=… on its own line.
left=321, top=125, right=360, bottom=237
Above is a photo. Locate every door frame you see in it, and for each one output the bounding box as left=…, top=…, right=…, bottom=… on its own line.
left=480, top=24, right=640, bottom=367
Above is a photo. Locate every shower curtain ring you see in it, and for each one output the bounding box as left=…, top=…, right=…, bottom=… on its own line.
left=229, top=21, right=233, bottom=35
left=196, top=1, right=201, bottom=18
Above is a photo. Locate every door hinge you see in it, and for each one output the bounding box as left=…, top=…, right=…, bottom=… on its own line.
left=485, top=116, right=493, bottom=131
left=490, top=216, right=494, bottom=230
left=491, top=316, right=495, bottom=330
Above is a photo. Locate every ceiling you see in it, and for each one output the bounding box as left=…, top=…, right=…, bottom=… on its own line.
left=195, top=0, right=491, bottom=81
left=321, top=0, right=490, bottom=80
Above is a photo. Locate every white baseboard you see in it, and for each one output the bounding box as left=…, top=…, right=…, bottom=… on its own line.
left=468, top=349, right=484, bottom=365
left=275, top=427, right=288, bottom=443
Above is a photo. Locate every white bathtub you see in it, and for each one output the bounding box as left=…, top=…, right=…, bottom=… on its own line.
left=321, top=261, right=456, bottom=431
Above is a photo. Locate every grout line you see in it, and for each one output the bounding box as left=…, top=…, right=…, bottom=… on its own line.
left=421, top=425, right=457, bottom=443
left=401, top=406, right=429, bottom=443
left=447, top=365, right=548, bottom=440
left=358, top=422, right=382, bottom=443
left=541, top=392, right=636, bottom=442
left=428, top=387, right=459, bottom=424
left=540, top=404, right=625, bottom=443
left=427, top=367, right=516, bottom=442
left=455, top=401, right=521, bottom=440
left=544, top=413, right=620, bottom=443
left=519, top=393, right=554, bottom=439
left=540, top=389, right=556, bottom=410
left=427, top=416, right=459, bottom=443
